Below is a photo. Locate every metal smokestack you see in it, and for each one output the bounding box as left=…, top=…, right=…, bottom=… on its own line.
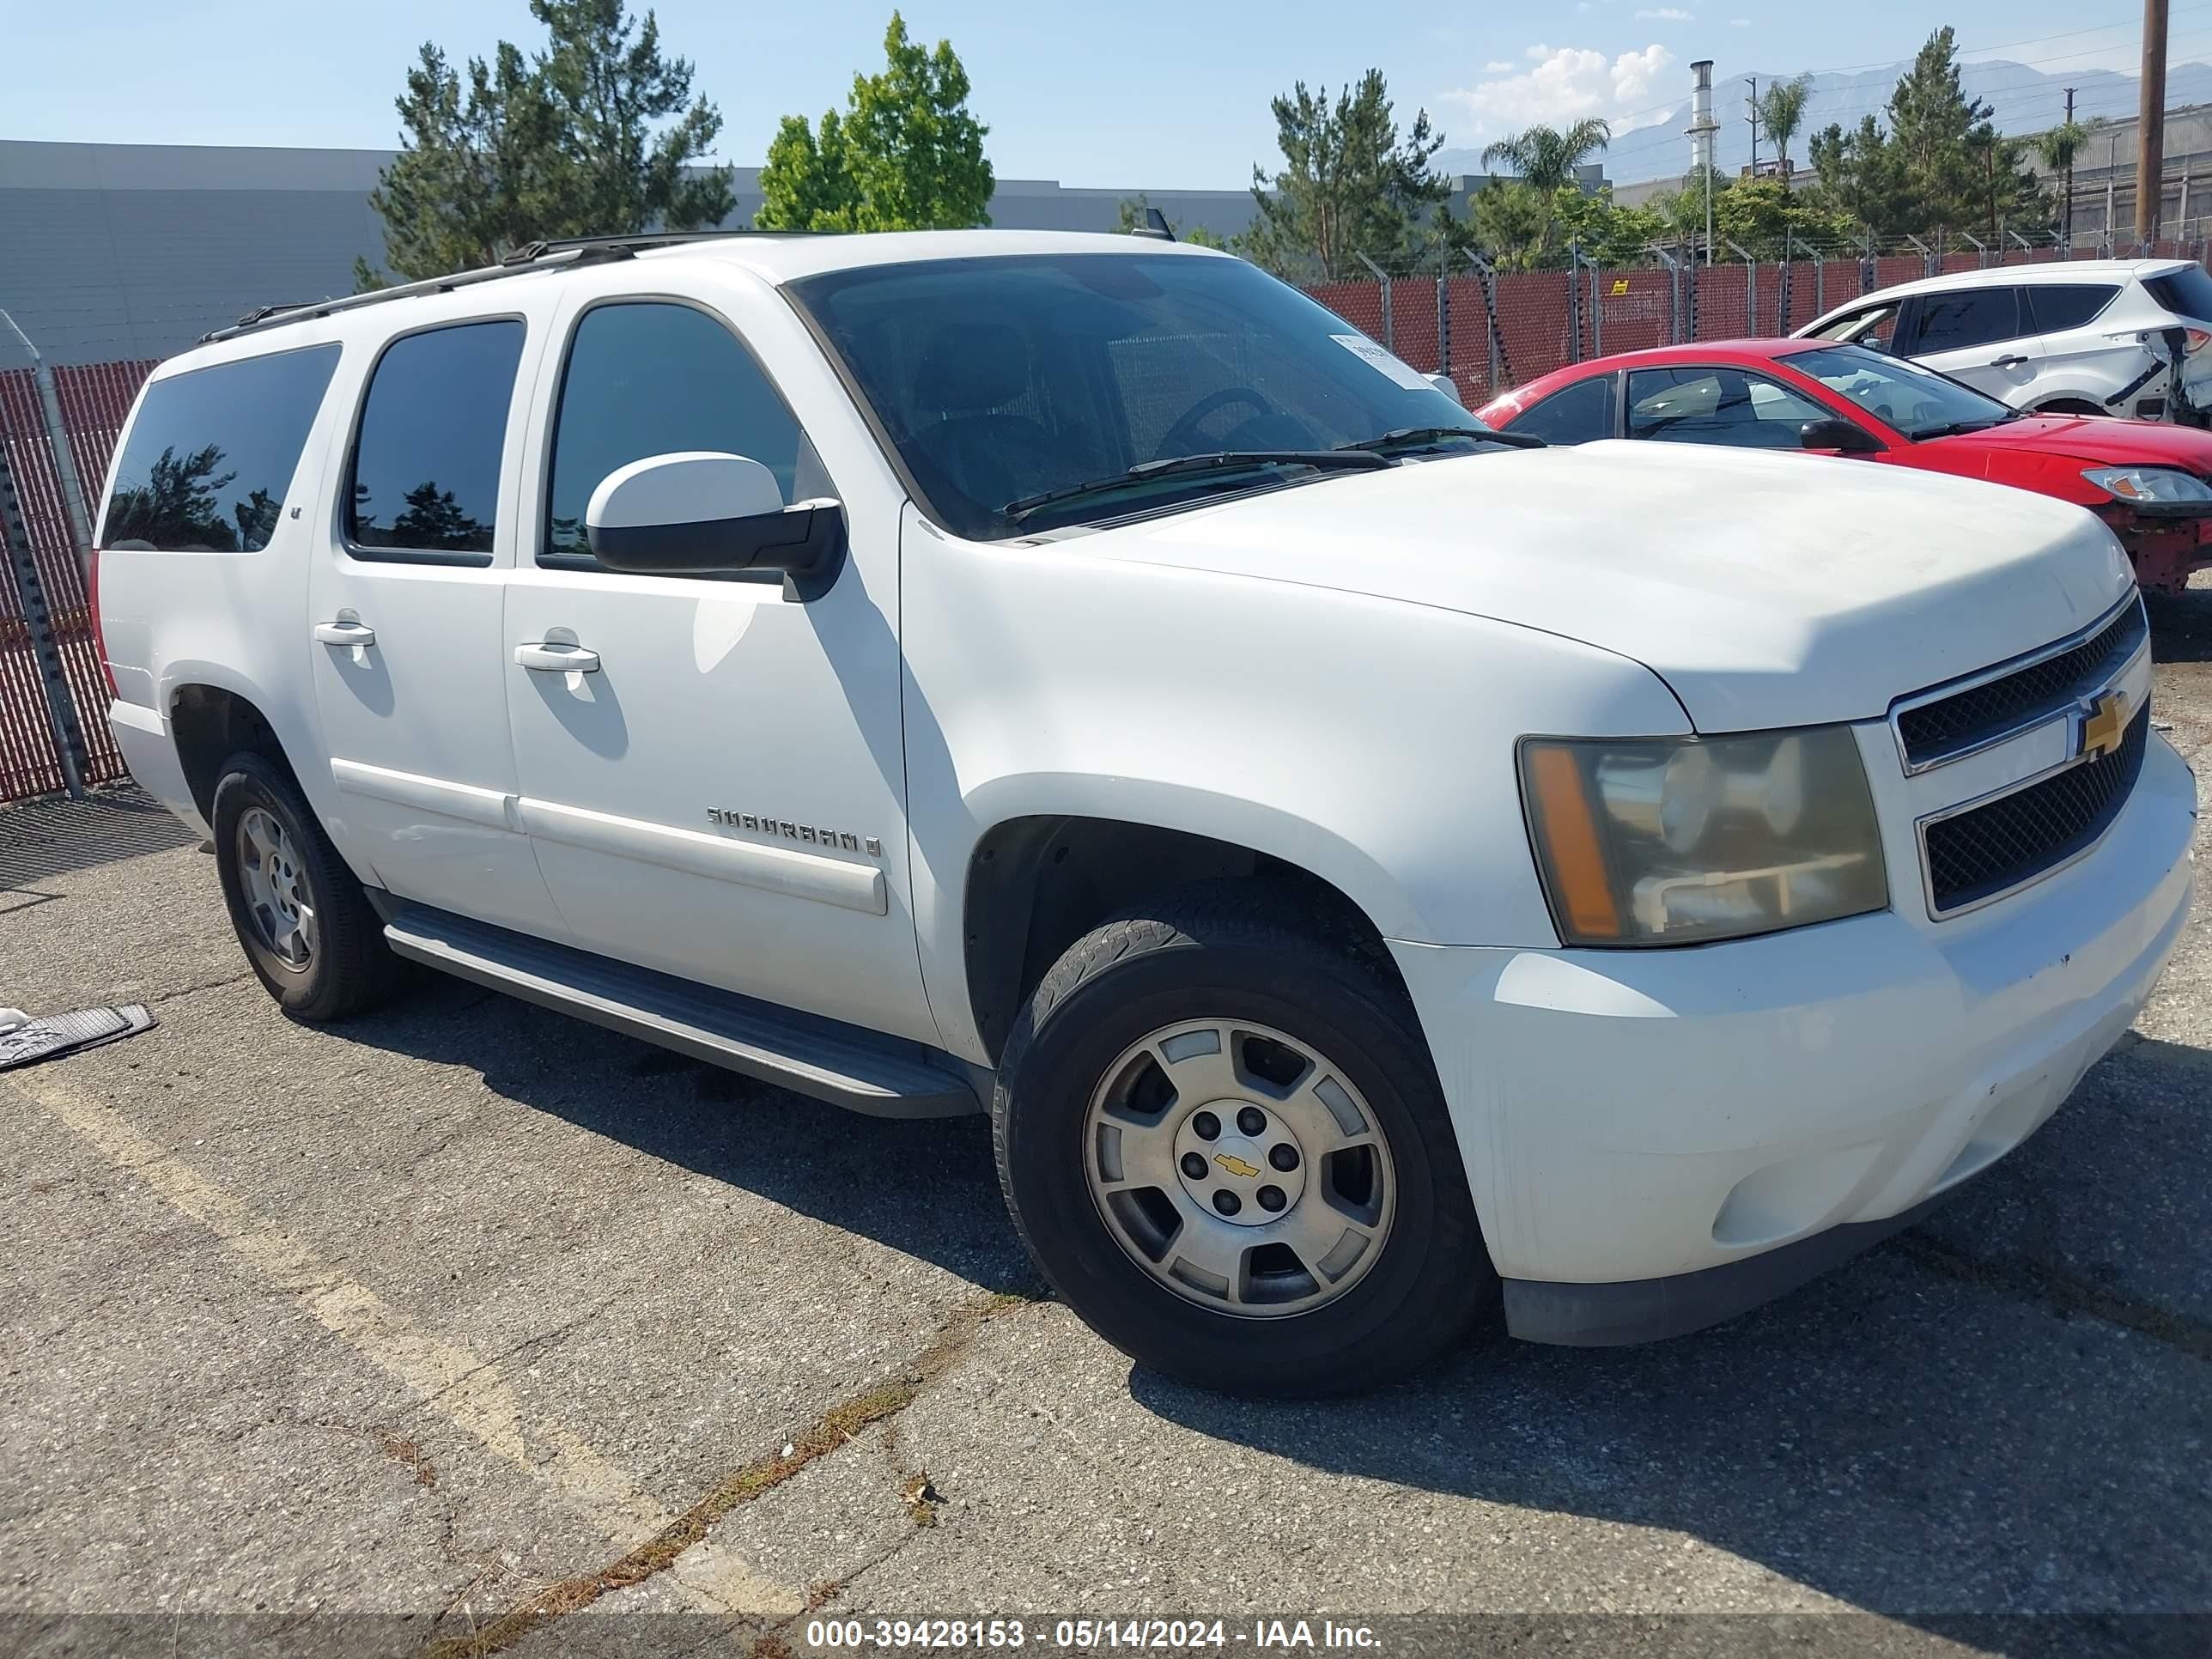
left=1687, top=59, right=1717, bottom=174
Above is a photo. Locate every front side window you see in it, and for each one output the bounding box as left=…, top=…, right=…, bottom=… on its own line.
left=1806, top=303, right=1899, bottom=349
left=1784, top=343, right=2014, bottom=439
left=100, top=344, right=340, bottom=552
left=1510, top=376, right=1615, bottom=444
left=787, top=252, right=1482, bottom=539
left=543, top=301, right=821, bottom=567
left=1910, top=288, right=2022, bottom=353
left=346, top=319, right=526, bottom=560
left=1625, top=367, right=1826, bottom=449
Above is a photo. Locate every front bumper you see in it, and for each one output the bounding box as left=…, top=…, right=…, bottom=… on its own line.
left=1390, top=732, right=2196, bottom=1344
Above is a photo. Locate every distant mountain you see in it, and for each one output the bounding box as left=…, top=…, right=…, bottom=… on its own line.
left=1433, top=55, right=2212, bottom=186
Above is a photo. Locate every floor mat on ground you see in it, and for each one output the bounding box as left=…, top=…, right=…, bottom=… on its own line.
left=0, top=1005, right=157, bottom=1071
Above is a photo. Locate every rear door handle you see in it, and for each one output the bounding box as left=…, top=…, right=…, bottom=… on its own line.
left=1990, top=354, right=2031, bottom=368
left=313, top=621, right=376, bottom=647
left=514, top=641, right=601, bottom=673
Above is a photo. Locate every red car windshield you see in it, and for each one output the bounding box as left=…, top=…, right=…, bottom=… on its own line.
left=1785, top=344, right=2017, bottom=441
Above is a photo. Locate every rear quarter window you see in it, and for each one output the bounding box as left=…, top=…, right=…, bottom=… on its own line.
left=100, top=344, right=341, bottom=552
left=1506, top=376, right=1615, bottom=444
left=2027, top=283, right=2119, bottom=331
left=2143, top=265, right=2212, bottom=323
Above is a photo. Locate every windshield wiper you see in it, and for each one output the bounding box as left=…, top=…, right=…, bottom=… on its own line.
left=1336, top=425, right=1545, bottom=453
left=1911, top=418, right=2007, bottom=439
left=1002, top=449, right=1389, bottom=523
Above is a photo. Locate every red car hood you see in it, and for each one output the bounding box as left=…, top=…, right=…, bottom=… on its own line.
left=1929, top=413, right=2212, bottom=470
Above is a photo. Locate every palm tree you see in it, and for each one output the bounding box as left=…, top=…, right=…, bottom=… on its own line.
left=2034, top=118, right=2088, bottom=246
left=1480, top=118, right=1613, bottom=194
left=1758, top=74, right=1814, bottom=178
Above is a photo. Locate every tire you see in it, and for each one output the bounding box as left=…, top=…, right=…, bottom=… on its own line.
left=992, top=883, right=1496, bottom=1397
left=210, top=750, right=401, bottom=1021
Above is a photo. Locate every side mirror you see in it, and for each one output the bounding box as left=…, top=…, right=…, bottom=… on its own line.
left=586, top=452, right=847, bottom=591
left=1799, top=417, right=1881, bottom=454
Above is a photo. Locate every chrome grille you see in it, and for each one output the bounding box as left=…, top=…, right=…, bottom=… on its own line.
left=1922, top=711, right=2148, bottom=916
left=1895, top=601, right=2147, bottom=770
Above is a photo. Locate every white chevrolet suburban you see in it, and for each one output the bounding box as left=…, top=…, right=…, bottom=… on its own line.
left=94, top=229, right=2195, bottom=1396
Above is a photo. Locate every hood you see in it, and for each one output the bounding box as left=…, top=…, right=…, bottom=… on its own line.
left=1927, top=412, right=2212, bottom=471
left=1086, top=440, right=2134, bottom=733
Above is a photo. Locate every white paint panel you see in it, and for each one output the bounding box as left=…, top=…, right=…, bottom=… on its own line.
left=514, top=797, right=887, bottom=915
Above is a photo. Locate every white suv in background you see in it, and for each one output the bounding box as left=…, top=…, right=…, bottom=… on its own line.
left=1799, top=258, right=2212, bottom=423
left=90, top=229, right=2194, bottom=1396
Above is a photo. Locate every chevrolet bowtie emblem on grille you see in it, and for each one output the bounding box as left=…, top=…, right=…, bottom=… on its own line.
left=2079, top=688, right=2133, bottom=762
left=1212, top=1152, right=1261, bottom=1179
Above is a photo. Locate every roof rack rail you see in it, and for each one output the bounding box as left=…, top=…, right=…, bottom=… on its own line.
left=198, top=228, right=830, bottom=346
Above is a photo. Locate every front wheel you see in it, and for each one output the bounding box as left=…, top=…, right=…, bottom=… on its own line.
left=992, top=886, right=1496, bottom=1396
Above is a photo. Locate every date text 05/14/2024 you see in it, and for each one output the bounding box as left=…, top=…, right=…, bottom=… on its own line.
left=799, top=1618, right=1382, bottom=1650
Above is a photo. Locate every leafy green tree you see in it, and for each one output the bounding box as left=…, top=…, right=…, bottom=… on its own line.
left=756, top=13, right=994, bottom=231
left=1550, top=185, right=1668, bottom=268
left=1887, top=25, right=2000, bottom=236
left=1805, top=114, right=1911, bottom=243
left=1243, top=71, right=1449, bottom=280
left=362, top=0, right=732, bottom=282
left=2033, top=117, right=2089, bottom=242
left=1758, top=75, right=1814, bottom=176
left=1467, top=180, right=1548, bottom=269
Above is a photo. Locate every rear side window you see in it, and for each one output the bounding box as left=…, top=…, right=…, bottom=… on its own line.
left=1910, top=288, right=2022, bottom=352
left=2027, top=283, right=2119, bottom=331
left=2143, top=266, right=2212, bottom=323
left=346, top=319, right=526, bottom=562
left=542, top=301, right=816, bottom=568
left=1508, top=376, right=1614, bottom=444
left=100, top=344, right=340, bottom=552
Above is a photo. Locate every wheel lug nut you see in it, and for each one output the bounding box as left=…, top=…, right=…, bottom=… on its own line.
left=1237, top=1106, right=1267, bottom=1137
left=1257, top=1185, right=1286, bottom=1212
left=1180, top=1152, right=1208, bottom=1180
left=1269, top=1143, right=1299, bottom=1172
left=1212, top=1191, right=1242, bottom=1218
left=1190, top=1111, right=1220, bottom=1140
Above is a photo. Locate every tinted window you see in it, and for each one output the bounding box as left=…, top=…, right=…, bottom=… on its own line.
left=788, top=253, right=1478, bottom=539
left=544, top=302, right=817, bottom=566
left=1625, top=367, right=1826, bottom=448
left=1910, top=288, right=2021, bottom=352
left=2027, top=283, right=2119, bottom=331
left=100, top=345, right=339, bottom=552
left=1509, top=376, right=1614, bottom=444
left=347, top=320, right=525, bottom=559
left=2144, top=265, right=2212, bottom=323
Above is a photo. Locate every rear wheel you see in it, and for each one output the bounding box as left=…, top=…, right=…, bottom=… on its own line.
left=992, top=885, right=1496, bottom=1396
left=211, top=751, right=401, bottom=1021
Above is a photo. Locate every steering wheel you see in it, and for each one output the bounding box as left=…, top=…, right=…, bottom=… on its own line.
left=1154, top=387, right=1279, bottom=459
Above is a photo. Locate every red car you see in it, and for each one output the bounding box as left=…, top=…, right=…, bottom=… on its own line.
left=1474, top=338, right=2212, bottom=592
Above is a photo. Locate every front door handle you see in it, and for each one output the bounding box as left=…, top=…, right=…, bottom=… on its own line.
left=515, top=641, right=601, bottom=673
left=1990, top=354, right=2031, bottom=368
left=313, top=620, right=376, bottom=647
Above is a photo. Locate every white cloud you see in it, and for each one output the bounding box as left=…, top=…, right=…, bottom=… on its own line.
left=1442, top=43, right=1679, bottom=140
left=1483, top=59, right=1515, bottom=72
left=1635, top=7, right=1692, bottom=18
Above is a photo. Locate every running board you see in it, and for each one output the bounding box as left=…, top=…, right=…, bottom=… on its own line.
left=383, top=906, right=981, bottom=1119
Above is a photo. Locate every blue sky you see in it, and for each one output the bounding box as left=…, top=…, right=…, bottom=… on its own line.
left=6, top=1, right=2185, bottom=188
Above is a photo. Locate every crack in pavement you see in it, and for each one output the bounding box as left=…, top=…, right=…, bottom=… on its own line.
left=1894, top=1232, right=2212, bottom=1362
left=420, top=1291, right=1028, bottom=1658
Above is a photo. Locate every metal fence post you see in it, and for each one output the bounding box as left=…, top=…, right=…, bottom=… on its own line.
left=1905, top=233, right=1935, bottom=280
left=1861, top=234, right=1876, bottom=295
left=1466, top=252, right=1504, bottom=389
left=0, top=442, right=88, bottom=799
left=1566, top=240, right=1583, bottom=364
left=1724, top=241, right=1757, bottom=334
left=1, top=312, right=94, bottom=568
left=1354, top=252, right=1393, bottom=352
left=1435, top=247, right=1450, bottom=378
left=1652, top=246, right=1683, bottom=344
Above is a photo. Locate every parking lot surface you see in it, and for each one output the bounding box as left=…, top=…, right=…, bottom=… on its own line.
left=5, top=603, right=2212, bottom=1659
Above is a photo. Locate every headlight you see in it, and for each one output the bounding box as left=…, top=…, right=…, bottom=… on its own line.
left=1519, top=727, right=1888, bottom=947
left=2083, top=465, right=2212, bottom=505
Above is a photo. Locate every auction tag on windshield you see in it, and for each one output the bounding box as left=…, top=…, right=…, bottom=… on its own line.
left=1330, top=333, right=1436, bottom=391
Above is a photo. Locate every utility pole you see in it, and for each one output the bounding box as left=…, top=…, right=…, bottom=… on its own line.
left=2063, top=88, right=2077, bottom=248
left=2140, top=0, right=2169, bottom=246
left=1746, top=76, right=1760, bottom=175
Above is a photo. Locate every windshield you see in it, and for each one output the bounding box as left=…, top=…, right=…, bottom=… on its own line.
left=787, top=252, right=1481, bottom=539
left=1784, top=343, right=2014, bottom=439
